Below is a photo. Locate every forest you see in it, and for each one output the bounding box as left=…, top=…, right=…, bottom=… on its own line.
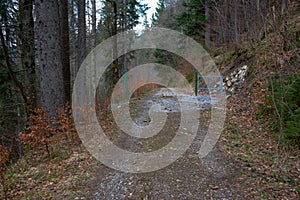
left=0, top=0, right=299, bottom=199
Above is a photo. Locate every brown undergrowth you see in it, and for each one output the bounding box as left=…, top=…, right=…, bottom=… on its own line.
left=2, top=104, right=98, bottom=199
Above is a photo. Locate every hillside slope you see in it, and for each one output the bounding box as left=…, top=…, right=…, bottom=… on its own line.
left=217, top=13, right=300, bottom=199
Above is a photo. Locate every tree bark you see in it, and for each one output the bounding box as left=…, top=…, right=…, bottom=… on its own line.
left=205, top=1, right=211, bottom=49
left=35, top=0, right=65, bottom=117
left=234, top=0, right=239, bottom=48
left=224, top=0, right=229, bottom=43
left=77, top=0, right=86, bottom=70
left=282, top=0, right=288, bottom=51
left=91, top=0, right=97, bottom=48
left=59, top=0, right=71, bottom=103
left=69, top=0, right=77, bottom=90
left=18, top=0, right=37, bottom=108
left=107, top=0, right=119, bottom=84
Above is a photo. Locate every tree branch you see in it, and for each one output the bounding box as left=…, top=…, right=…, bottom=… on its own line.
left=0, top=25, right=28, bottom=106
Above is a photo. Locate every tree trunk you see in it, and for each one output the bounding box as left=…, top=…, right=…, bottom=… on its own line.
left=91, top=0, right=97, bottom=48
left=205, top=2, right=211, bottom=49
left=123, top=0, right=127, bottom=79
left=35, top=0, right=65, bottom=117
left=224, top=0, right=229, bottom=43
left=77, top=0, right=86, bottom=70
left=59, top=0, right=71, bottom=103
left=18, top=0, right=37, bottom=108
left=234, top=0, right=239, bottom=48
left=282, top=0, right=288, bottom=51
left=107, top=0, right=119, bottom=85
left=70, top=0, right=77, bottom=90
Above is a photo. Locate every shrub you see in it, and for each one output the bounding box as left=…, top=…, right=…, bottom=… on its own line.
left=57, top=103, right=79, bottom=147
left=0, top=145, right=9, bottom=199
left=19, top=104, right=80, bottom=159
left=267, top=74, right=300, bottom=146
left=19, top=107, right=56, bottom=158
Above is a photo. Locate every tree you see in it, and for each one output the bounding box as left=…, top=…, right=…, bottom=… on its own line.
left=95, top=0, right=148, bottom=104
left=69, top=0, right=78, bottom=88
left=204, top=0, right=211, bottom=48
left=77, top=0, right=86, bottom=70
left=151, top=0, right=165, bottom=26
left=105, top=0, right=119, bottom=86
left=59, top=0, right=71, bottom=102
left=35, top=0, right=65, bottom=116
left=91, top=0, right=97, bottom=48
left=151, top=0, right=184, bottom=29
left=0, top=24, right=27, bottom=106
left=176, top=0, right=206, bottom=42
left=18, top=0, right=37, bottom=107
left=100, top=0, right=148, bottom=84
left=282, top=0, right=288, bottom=51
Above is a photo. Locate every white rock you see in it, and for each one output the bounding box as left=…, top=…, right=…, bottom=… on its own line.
left=227, top=81, right=232, bottom=87
left=229, top=87, right=235, bottom=92
left=242, top=65, right=248, bottom=70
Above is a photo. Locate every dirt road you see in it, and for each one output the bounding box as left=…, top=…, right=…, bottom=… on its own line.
left=85, top=88, right=241, bottom=199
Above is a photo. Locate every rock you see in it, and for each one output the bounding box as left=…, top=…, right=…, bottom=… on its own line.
left=229, top=87, right=234, bottom=92
left=227, top=80, right=232, bottom=87
left=223, top=65, right=249, bottom=93
left=210, top=185, right=219, bottom=190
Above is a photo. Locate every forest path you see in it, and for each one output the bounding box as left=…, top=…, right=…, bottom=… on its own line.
left=85, top=88, right=242, bottom=199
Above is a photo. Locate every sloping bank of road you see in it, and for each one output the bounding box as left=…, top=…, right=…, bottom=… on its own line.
left=82, top=88, right=243, bottom=199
